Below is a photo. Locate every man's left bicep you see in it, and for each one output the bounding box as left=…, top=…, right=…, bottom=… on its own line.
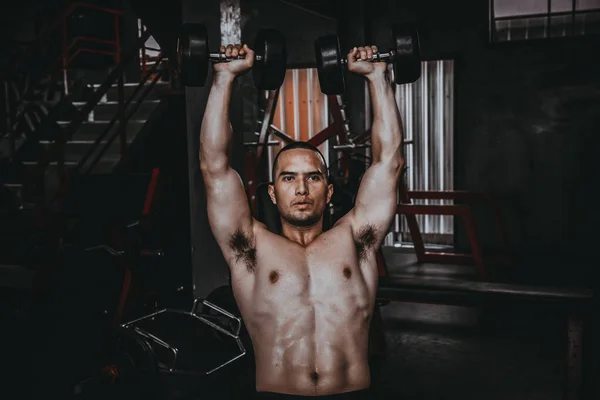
left=351, top=162, right=401, bottom=242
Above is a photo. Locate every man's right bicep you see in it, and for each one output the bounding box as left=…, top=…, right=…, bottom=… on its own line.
left=203, top=168, right=254, bottom=248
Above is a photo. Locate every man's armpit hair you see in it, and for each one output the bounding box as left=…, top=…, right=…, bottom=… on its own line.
left=354, top=224, right=378, bottom=261
left=228, top=230, right=257, bottom=273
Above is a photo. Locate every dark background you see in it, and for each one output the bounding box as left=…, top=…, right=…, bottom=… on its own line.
left=2, top=0, right=597, bottom=299
left=1, top=0, right=598, bottom=399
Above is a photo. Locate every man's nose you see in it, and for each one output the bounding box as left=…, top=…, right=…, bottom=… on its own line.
left=295, top=180, right=308, bottom=195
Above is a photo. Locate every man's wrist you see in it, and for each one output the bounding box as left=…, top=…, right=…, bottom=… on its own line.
left=366, top=70, right=389, bottom=85
left=366, top=71, right=391, bottom=91
left=213, top=71, right=236, bottom=86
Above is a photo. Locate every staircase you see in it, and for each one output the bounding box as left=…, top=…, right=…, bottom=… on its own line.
left=0, top=3, right=173, bottom=273
left=3, top=81, right=167, bottom=204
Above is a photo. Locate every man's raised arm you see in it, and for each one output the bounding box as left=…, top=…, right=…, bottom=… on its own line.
left=346, top=46, right=404, bottom=249
left=200, top=44, right=255, bottom=257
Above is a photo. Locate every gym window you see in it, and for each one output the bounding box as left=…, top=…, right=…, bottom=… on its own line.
left=489, top=0, right=600, bottom=43
left=382, top=60, right=455, bottom=247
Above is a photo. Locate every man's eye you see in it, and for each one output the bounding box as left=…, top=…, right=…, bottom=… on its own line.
left=283, top=176, right=293, bottom=181
left=309, top=175, right=320, bottom=181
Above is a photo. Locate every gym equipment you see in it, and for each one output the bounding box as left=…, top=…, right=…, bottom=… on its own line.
left=177, top=23, right=287, bottom=90
left=73, top=296, right=247, bottom=396
left=315, top=24, right=421, bottom=95
left=119, top=297, right=246, bottom=375
left=201, top=285, right=246, bottom=337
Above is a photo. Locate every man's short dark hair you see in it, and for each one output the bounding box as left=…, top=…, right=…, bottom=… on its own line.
left=271, top=142, right=328, bottom=182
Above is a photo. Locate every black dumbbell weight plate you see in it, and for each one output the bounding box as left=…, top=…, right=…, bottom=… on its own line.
left=253, top=29, right=288, bottom=90
left=391, top=24, right=421, bottom=85
left=315, top=35, right=345, bottom=95
left=178, top=23, right=209, bottom=87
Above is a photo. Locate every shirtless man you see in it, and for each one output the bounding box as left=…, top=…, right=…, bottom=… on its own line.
left=200, top=43, right=403, bottom=398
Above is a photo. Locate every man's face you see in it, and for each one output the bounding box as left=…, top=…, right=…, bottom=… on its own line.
left=268, top=149, right=333, bottom=227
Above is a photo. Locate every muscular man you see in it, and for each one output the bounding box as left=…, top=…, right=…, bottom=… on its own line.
left=200, top=43, right=403, bottom=398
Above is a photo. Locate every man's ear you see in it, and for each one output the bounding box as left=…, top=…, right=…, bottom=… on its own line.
left=326, top=183, right=333, bottom=204
left=268, top=183, right=277, bottom=204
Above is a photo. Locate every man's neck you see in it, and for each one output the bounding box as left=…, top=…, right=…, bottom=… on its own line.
left=281, top=220, right=323, bottom=247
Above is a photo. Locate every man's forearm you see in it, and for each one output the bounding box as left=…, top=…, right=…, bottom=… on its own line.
left=367, top=72, right=403, bottom=165
left=200, top=73, right=236, bottom=172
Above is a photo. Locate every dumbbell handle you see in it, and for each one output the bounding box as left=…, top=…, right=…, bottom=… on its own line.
left=341, top=50, right=395, bottom=65
left=209, top=53, right=264, bottom=62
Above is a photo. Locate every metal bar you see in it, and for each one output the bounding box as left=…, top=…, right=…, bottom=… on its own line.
left=493, top=8, right=600, bottom=21
left=307, top=69, right=314, bottom=138
left=267, top=125, right=295, bottom=144
left=276, top=0, right=336, bottom=21
left=62, top=16, right=69, bottom=96
left=564, top=314, right=583, bottom=400
left=69, top=36, right=120, bottom=47
left=66, top=49, right=120, bottom=66
left=114, top=14, right=120, bottom=65
left=397, top=204, right=470, bottom=216
left=244, top=141, right=280, bottom=146
left=407, top=190, right=494, bottom=201
left=571, top=0, right=577, bottom=35
left=306, top=125, right=337, bottom=147
left=462, top=207, right=488, bottom=280
left=4, top=82, right=14, bottom=159
left=548, top=0, right=552, bottom=37
left=113, top=263, right=132, bottom=325
left=70, top=1, right=124, bottom=15
left=490, top=0, right=496, bottom=42
left=330, top=95, right=349, bottom=145
left=118, top=72, right=125, bottom=156
left=293, top=70, right=300, bottom=140
left=256, top=88, right=280, bottom=160
left=399, top=179, right=426, bottom=261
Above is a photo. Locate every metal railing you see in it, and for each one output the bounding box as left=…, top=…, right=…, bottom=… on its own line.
left=1, top=2, right=123, bottom=161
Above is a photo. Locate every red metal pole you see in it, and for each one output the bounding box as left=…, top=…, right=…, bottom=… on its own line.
left=61, top=16, right=69, bottom=96
left=114, top=14, right=120, bottom=64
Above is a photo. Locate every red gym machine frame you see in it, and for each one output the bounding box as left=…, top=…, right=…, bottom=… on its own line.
left=245, top=88, right=509, bottom=280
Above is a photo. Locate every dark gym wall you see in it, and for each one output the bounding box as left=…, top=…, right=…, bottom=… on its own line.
left=182, top=0, right=233, bottom=300
left=242, top=0, right=337, bottom=67
left=367, top=0, right=599, bottom=284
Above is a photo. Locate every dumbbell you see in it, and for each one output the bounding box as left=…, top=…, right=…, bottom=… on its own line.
left=177, top=23, right=288, bottom=90
left=315, top=24, right=421, bottom=95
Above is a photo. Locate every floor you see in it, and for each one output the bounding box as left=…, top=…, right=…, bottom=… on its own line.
left=1, top=246, right=596, bottom=400
left=371, top=250, right=566, bottom=400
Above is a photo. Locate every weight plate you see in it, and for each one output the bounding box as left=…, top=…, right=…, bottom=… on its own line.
left=253, top=29, right=288, bottom=90
left=112, top=326, right=157, bottom=377
left=391, top=24, right=421, bottom=85
left=178, top=23, right=209, bottom=87
left=315, top=35, right=345, bottom=95
left=202, top=285, right=245, bottom=336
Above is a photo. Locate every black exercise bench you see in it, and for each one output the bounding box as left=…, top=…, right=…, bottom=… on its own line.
left=376, top=276, right=594, bottom=400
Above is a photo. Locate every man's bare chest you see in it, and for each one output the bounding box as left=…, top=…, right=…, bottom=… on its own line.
left=254, top=230, right=376, bottom=295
